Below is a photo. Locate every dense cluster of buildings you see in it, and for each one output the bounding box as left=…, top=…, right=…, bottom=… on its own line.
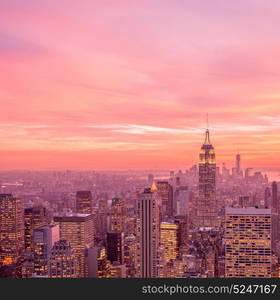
left=0, top=129, right=279, bottom=278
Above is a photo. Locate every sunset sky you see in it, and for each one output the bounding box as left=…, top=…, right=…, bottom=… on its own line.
left=1, top=0, right=280, bottom=170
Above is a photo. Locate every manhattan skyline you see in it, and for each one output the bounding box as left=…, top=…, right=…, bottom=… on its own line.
left=1, top=1, right=280, bottom=170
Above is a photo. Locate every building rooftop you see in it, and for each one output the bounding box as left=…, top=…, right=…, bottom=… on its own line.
left=225, top=207, right=271, bottom=215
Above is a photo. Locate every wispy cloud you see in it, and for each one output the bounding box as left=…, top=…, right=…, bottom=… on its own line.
left=85, top=124, right=202, bottom=135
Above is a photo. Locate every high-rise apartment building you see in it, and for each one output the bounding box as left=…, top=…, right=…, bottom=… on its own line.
left=0, top=194, right=24, bottom=267
left=225, top=207, right=272, bottom=278
left=54, top=214, right=94, bottom=277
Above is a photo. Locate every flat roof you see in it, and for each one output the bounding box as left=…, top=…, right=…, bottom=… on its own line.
left=225, top=207, right=271, bottom=215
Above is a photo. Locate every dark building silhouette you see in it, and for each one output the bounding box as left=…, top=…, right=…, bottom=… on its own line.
left=106, top=232, right=124, bottom=264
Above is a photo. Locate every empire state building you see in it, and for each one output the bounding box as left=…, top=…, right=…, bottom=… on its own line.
left=196, top=129, right=219, bottom=228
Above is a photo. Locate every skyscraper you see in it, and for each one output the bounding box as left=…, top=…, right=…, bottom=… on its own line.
left=33, top=224, right=59, bottom=276
left=106, top=232, right=124, bottom=264
left=124, top=234, right=137, bottom=278
left=272, top=181, right=278, bottom=210
left=110, top=195, right=126, bottom=233
left=174, top=216, right=189, bottom=255
left=76, top=191, right=93, bottom=214
left=137, top=187, right=160, bottom=278
left=54, top=214, right=94, bottom=277
left=174, top=186, right=189, bottom=217
left=225, top=207, right=272, bottom=278
left=196, top=129, right=218, bottom=228
left=24, top=206, right=48, bottom=252
left=236, top=153, right=241, bottom=174
left=156, top=181, right=173, bottom=219
left=95, top=198, right=109, bottom=240
left=49, top=240, right=78, bottom=278
left=0, top=194, right=24, bottom=267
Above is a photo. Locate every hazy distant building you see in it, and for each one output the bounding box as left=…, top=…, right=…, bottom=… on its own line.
left=225, top=207, right=272, bottom=277
left=0, top=194, right=24, bottom=267
left=196, top=129, right=218, bottom=228
left=236, top=153, right=241, bottom=174
left=175, top=186, right=189, bottom=217
left=54, top=214, right=94, bottom=277
left=137, top=187, right=160, bottom=278
left=96, top=198, right=109, bottom=240
left=272, top=182, right=278, bottom=210
left=76, top=191, right=92, bottom=214
left=245, top=168, right=253, bottom=182
left=264, top=187, right=271, bottom=208
left=147, top=174, right=154, bottom=187
left=239, top=196, right=251, bottom=207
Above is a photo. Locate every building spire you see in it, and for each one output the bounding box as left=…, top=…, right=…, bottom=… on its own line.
left=150, top=181, right=158, bottom=192
left=204, top=128, right=211, bottom=145
left=203, top=113, right=211, bottom=145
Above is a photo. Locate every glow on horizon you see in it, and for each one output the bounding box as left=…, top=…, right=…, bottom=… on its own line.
left=1, top=0, right=280, bottom=170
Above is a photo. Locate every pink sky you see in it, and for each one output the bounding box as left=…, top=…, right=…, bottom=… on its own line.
left=1, top=0, right=280, bottom=170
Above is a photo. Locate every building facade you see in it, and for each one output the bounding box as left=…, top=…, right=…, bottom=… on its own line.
left=0, top=194, right=24, bottom=267
left=49, top=240, right=78, bottom=278
left=54, top=214, right=94, bottom=277
left=225, top=207, right=272, bottom=278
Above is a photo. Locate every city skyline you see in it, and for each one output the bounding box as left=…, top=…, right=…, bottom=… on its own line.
left=0, top=128, right=278, bottom=278
left=1, top=1, right=280, bottom=170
